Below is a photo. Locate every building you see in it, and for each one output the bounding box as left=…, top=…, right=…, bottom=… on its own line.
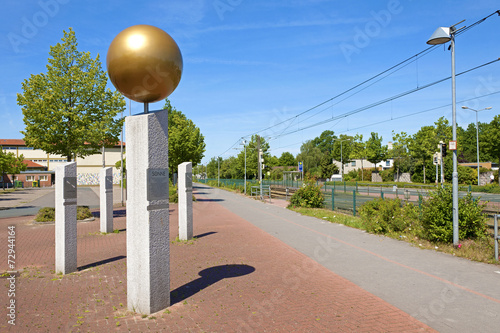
left=333, top=158, right=394, bottom=175
left=0, top=139, right=125, bottom=186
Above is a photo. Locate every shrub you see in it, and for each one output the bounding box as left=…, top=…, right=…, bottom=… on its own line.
left=380, top=168, right=394, bottom=182
left=35, top=207, right=56, bottom=222
left=289, top=177, right=324, bottom=208
left=35, top=206, right=92, bottom=222
left=359, top=198, right=416, bottom=234
left=77, top=206, right=92, bottom=220
left=420, top=186, right=488, bottom=243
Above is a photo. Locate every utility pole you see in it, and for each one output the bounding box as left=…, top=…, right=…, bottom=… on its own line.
left=257, top=136, right=262, bottom=200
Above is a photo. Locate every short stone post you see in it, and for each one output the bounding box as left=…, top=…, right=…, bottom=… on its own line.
left=55, top=162, right=77, bottom=274
left=100, top=167, right=113, bottom=233
left=126, top=109, right=170, bottom=314
left=178, top=162, right=193, bottom=241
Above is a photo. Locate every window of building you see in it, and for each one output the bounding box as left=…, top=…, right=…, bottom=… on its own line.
left=351, top=161, right=356, bottom=167
left=26, top=175, right=35, bottom=181
left=39, top=175, right=48, bottom=181
left=386, top=161, right=390, bottom=167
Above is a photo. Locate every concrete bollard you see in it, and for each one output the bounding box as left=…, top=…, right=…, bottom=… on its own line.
left=100, top=167, right=114, bottom=233
left=126, top=109, right=170, bottom=314
left=178, top=162, right=193, bottom=241
left=55, top=162, right=77, bottom=274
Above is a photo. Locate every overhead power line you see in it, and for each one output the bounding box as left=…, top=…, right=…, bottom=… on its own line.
left=269, top=58, right=500, bottom=140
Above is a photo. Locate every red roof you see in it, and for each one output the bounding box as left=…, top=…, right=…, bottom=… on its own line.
left=0, top=139, right=26, bottom=146
left=0, top=139, right=125, bottom=147
left=23, top=160, right=45, bottom=168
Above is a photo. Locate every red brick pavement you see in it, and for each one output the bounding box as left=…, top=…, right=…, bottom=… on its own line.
left=0, top=196, right=435, bottom=332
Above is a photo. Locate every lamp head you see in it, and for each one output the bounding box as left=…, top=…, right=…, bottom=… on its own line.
left=485, top=107, right=493, bottom=110
left=427, top=27, right=451, bottom=45
left=461, top=106, right=468, bottom=109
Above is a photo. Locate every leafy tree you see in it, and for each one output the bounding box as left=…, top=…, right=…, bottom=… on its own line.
left=365, top=132, right=387, bottom=170
left=482, top=115, right=500, bottom=184
left=409, top=126, right=435, bottom=183
left=350, top=134, right=367, bottom=181
left=17, top=28, right=125, bottom=161
left=391, top=131, right=413, bottom=180
left=319, top=152, right=339, bottom=178
left=332, top=135, right=354, bottom=175
left=278, top=152, right=296, bottom=166
left=296, top=140, right=323, bottom=176
left=164, top=100, right=206, bottom=176
left=312, top=130, right=336, bottom=153
left=236, top=135, right=270, bottom=179
left=0, top=151, right=27, bottom=190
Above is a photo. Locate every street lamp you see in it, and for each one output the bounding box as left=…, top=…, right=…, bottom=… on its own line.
left=461, top=106, right=493, bottom=185
left=427, top=20, right=464, bottom=247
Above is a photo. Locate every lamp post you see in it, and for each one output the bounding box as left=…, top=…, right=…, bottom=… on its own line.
left=427, top=21, right=464, bottom=247
left=461, top=106, right=493, bottom=185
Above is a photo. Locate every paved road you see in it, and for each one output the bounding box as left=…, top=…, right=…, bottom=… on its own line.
left=0, top=186, right=125, bottom=218
left=195, top=183, right=500, bottom=333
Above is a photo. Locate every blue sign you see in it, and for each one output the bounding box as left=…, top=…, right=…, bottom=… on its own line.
left=298, top=162, right=303, bottom=172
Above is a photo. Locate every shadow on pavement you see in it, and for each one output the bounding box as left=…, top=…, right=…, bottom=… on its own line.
left=196, top=198, right=224, bottom=202
left=194, top=231, right=217, bottom=239
left=170, top=264, right=255, bottom=305
left=78, top=255, right=126, bottom=271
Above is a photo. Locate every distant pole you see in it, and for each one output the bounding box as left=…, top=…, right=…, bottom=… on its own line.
left=217, top=157, right=220, bottom=187
left=120, top=108, right=124, bottom=206
left=243, top=140, right=247, bottom=194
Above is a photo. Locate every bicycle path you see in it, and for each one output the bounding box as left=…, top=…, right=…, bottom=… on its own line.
left=196, top=184, right=500, bottom=332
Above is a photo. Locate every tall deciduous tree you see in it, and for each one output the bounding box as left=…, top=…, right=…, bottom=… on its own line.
left=391, top=131, right=413, bottom=180
left=365, top=132, right=387, bottom=170
left=0, top=151, right=27, bottom=190
left=236, top=135, right=270, bottom=179
left=17, top=28, right=125, bottom=161
left=483, top=115, right=500, bottom=184
left=278, top=152, right=296, bottom=166
left=296, top=140, right=323, bottom=176
left=409, top=126, right=436, bottom=183
left=164, top=99, right=206, bottom=176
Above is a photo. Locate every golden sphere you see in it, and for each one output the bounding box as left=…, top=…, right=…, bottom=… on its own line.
left=106, top=25, right=183, bottom=103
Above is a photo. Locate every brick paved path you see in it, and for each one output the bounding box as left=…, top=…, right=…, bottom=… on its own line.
left=0, top=191, right=434, bottom=332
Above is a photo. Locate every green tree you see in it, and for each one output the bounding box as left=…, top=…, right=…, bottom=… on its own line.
left=278, top=152, right=296, bottom=166
left=164, top=100, right=206, bottom=176
left=0, top=151, right=27, bottom=190
left=482, top=115, right=500, bottom=184
left=312, top=130, right=336, bottom=153
left=332, top=135, right=354, bottom=175
left=236, top=135, right=270, bottom=179
left=17, top=28, right=125, bottom=161
left=365, top=132, right=387, bottom=170
left=319, top=152, right=339, bottom=178
left=409, top=126, right=435, bottom=183
left=391, top=131, right=413, bottom=180
left=296, top=140, right=323, bottom=176
left=350, top=134, right=367, bottom=181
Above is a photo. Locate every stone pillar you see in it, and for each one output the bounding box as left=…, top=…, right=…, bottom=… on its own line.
left=126, top=109, right=170, bottom=314
left=100, top=167, right=113, bottom=233
left=55, top=162, right=77, bottom=274
left=178, top=162, right=193, bottom=241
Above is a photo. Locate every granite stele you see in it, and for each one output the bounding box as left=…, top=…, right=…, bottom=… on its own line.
left=107, top=24, right=183, bottom=314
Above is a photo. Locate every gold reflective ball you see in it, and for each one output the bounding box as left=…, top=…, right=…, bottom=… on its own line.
left=106, top=25, right=183, bottom=103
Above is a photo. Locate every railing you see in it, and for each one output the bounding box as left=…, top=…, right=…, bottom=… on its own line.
left=495, top=215, right=499, bottom=261
left=251, top=185, right=271, bottom=202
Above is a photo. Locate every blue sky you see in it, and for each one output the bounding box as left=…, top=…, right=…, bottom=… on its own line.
left=1, top=0, right=499, bottom=165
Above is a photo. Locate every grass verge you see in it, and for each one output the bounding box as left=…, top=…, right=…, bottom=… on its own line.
left=288, top=206, right=499, bottom=265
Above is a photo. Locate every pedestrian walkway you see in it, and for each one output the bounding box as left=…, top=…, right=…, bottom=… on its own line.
left=201, top=184, right=500, bottom=333
left=0, top=185, right=435, bottom=332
